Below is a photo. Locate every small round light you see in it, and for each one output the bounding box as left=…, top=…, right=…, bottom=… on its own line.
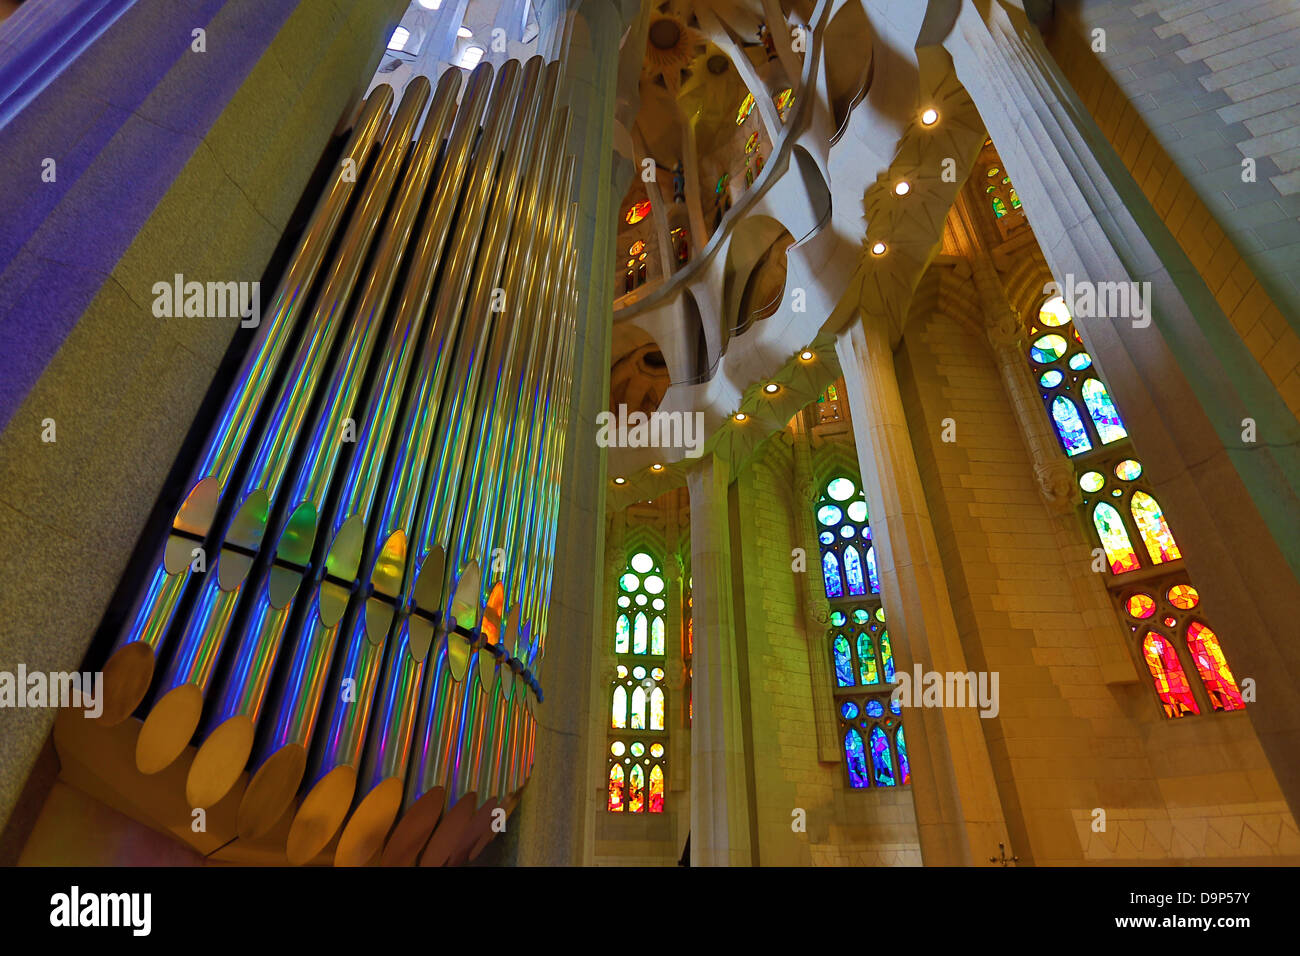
left=921, top=108, right=939, bottom=126
left=894, top=181, right=911, bottom=196
left=650, top=463, right=663, bottom=472
left=870, top=242, right=887, bottom=256
left=457, top=26, right=473, bottom=38
left=734, top=412, right=747, bottom=422
left=763, top=383, right=779, bottom=394
left=799, top=349, right=815, bottom=362
left=613, top=476, right=626, bottom=485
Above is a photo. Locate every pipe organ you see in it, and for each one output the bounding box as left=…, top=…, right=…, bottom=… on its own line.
left=85, top=56, right=578, bottom=866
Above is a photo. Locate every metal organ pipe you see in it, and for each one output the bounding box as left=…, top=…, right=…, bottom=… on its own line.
left=95, top=57, right=579, bottom=866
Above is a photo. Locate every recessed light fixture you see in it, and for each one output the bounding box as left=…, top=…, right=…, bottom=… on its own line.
left=418, top=0, right=441, bottom=8
left=763, top=383, right=780, bottom=394
left=457, top=26, right=473, bottom=37
left=894, top=181, right=911, bottom=196
left=651, top=463, right=664, bottom=472
left=921, top=108, right=939, bottom=126
left=734, top=412, right=748, bottom=422
left=613, top=476, right=626, bottom=485
left=799, top=349, right=815, bottom=362
left=871, top=241, right=887, bottom=256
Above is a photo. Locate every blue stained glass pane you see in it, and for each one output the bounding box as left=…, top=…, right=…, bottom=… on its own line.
left=844, top=545, right=866, bottom=596
left=819, top=531, right=834, bottom=545
left=840, top=701, right=858, bottom=720
left=830, top=610, right=846, bottom=626
left=880, top=629, right=895, bottom=683
left=1081, top=378, right=1127, bottom=443
left=870, top=726, right=896, bottom=787
left=852, top=609, right=869, bottom=624
left=822, top=550, right=843, bottom=598
left=1051, top=395, right=1093, bottom=456
left=866, top=546, right=880, bottom=594
left=890, top=697, right=902, bottom=715
left=845, top=729, right=870, bottom=788
left=833, top=636, right=853, bottom=687
left=1040, top=370, right=1063, bottom=388
left=865, top=699, right=884, bottom=718
left=896, top=725, right=911, bottom=785
left=1068, top=352, right=1092, bottom=371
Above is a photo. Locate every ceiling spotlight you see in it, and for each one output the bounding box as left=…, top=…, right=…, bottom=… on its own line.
left=763, top=383, right=780, bottom=394
left=457, top=26, right=473, bottom=37
left=920, top=108, right=939, bottom=126
left=799, top=349, right=815, bottom=362
left=613, top=476, right=627, bottom=485
left=894, top=181, right=911, bottom=196
left=871, top=241, right=887, bottom=256
left=418, top=0, right=441, bottom=8
left=651, top=463, right=664, bottom=472
left=734, top=412, right=748, bottom=422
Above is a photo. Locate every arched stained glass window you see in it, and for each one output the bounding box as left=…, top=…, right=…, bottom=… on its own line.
left=844, top=545, right=866, bottom=596
left=649, top=764, right=665, bottom=813
left=631, top=686, right=647, bottom=730
left=1186, top=622, right=1244, bottom=711
left=1142, top=632, right=1198, bottom=718
left=880, top=628, right=895, bottom=683
left=866, top=545, right=880, bottom=594
left=1051, top=396, right=1092, bottom=455
left=628, top=764, right=646, bottom=813
left=833, top=635, right=853, bottom=687
left=856, top=631, right=878, bottom=685
left=1081, top=378, right=1126, bottom=443
left=845, top=729, right=869, bottom=789
left=633, top=612, right=648, bottom=654
left=869, top=726, right=896, bottom=787
left=822, top=550, right=843, bottom=598
left=650, top=616, right=665, bottom=656
left=608, top=765, right=625, bottom=811
left=649, top=686, right=665, bottom=730
left=1130, top=492, right=1181, bottom=564
left=615, top=614, right=630, bottom=654
left=611, top=686, right=627, bottom=729
left=896, top=725, right=911, bottom=785
left=1093, top=503, right=1140, bottom=574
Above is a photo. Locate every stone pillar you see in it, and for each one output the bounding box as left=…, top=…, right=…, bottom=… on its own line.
left=945, top=0, right=1300, bottom=818
left=685, top=453, right=754, bottom=866
left=836, top=315, right=1008, bottom=866
left=0, top=0, right=407, bottom=832
left=790, top=416, right=840, bottom=764
left=492, top=0, right=640, bottom=866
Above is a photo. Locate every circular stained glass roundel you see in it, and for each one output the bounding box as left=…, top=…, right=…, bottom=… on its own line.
left=1079, top=471, right=1105, bottom=493
left=650, top=743, right=664, bottom=758
left=1115, top=459, right=1142, bottom=481
left=631, top=552, right=655, bottom=574
left=635, top=594, right=647, bottom=606
left=1163, top=616, right=1178, bottom=628
left=630, top=742, right=645, bottom=757
left=827, top=478, right=857, bottom=501
left=830, top=610, right=846, bottom=626
left=633, top=666, right=646, bottom=680
left=890, top=697, right=902, bottom=715
left=840, top=701, right=859, bottom=720
left=1030, top=334, right=1068, bottom=363
left=611, top=741, right=625, bottom=756
left=847, top=501, right=868, bottom=522
left=616, top=665, right=628, bottom=678
left=819, top=531, right=834, bottom=545
left=1039, top=296, right=1072, bottom=327
left=865, top=699, right=885, bottom=718
left=652, top=598, right=665, bottom=611
left=1068, top=352, right=1092, bottom=371
left=817, top=504, right=843, bottom=526
left=853, top=609, right=869, bottom=624
left=618, top=573, right=639, bottom=592
left=617, top=595, right=630, bottom=608
left=1167, top=584, right=1199, bottom=610
left=875, top=607, right=886, bottom=623
left=644, top=575, right=665, bottom=595
left=1040, top=369, right=1064, bottom=388
left=651, top=667, right=665, bottom=681
left=1126, top=593, right=1156, bottom=619
left=840, top=525, right=855, bottom=538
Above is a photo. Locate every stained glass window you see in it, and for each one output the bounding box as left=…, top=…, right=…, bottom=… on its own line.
left=1028, top=293, right=1240, bottom=720
left=869, top=727, right=895, bottom=787
left=833, top=635, right=853, bottom=687
left=844, top=545, right=866, bottom=596
left=856, top=631, right=877, bottom=685
left=608, top=549, right=669, bottom=809
left=736, top=93, right=755, bottom=125
left=822, top=550, right=843, bottom=598
left=775, top=88, right=795, bottom=121
left=896, top=725, right=911, bottom=785
left=844, top=729, right=869, bottom=788
left=625, top=199, right=651, bottom=225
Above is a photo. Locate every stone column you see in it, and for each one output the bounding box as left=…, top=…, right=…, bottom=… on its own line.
left=0, top=0, right=407, bottom=832
left=945, top=0, right=1300, bottom=817
left=491, top=0, right=641, bottom=866
left=790, top=416, right=840, bottom=764
left=685, top=453, right=754, bottom=866
left=836, top=314, right=1008, bottom=866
